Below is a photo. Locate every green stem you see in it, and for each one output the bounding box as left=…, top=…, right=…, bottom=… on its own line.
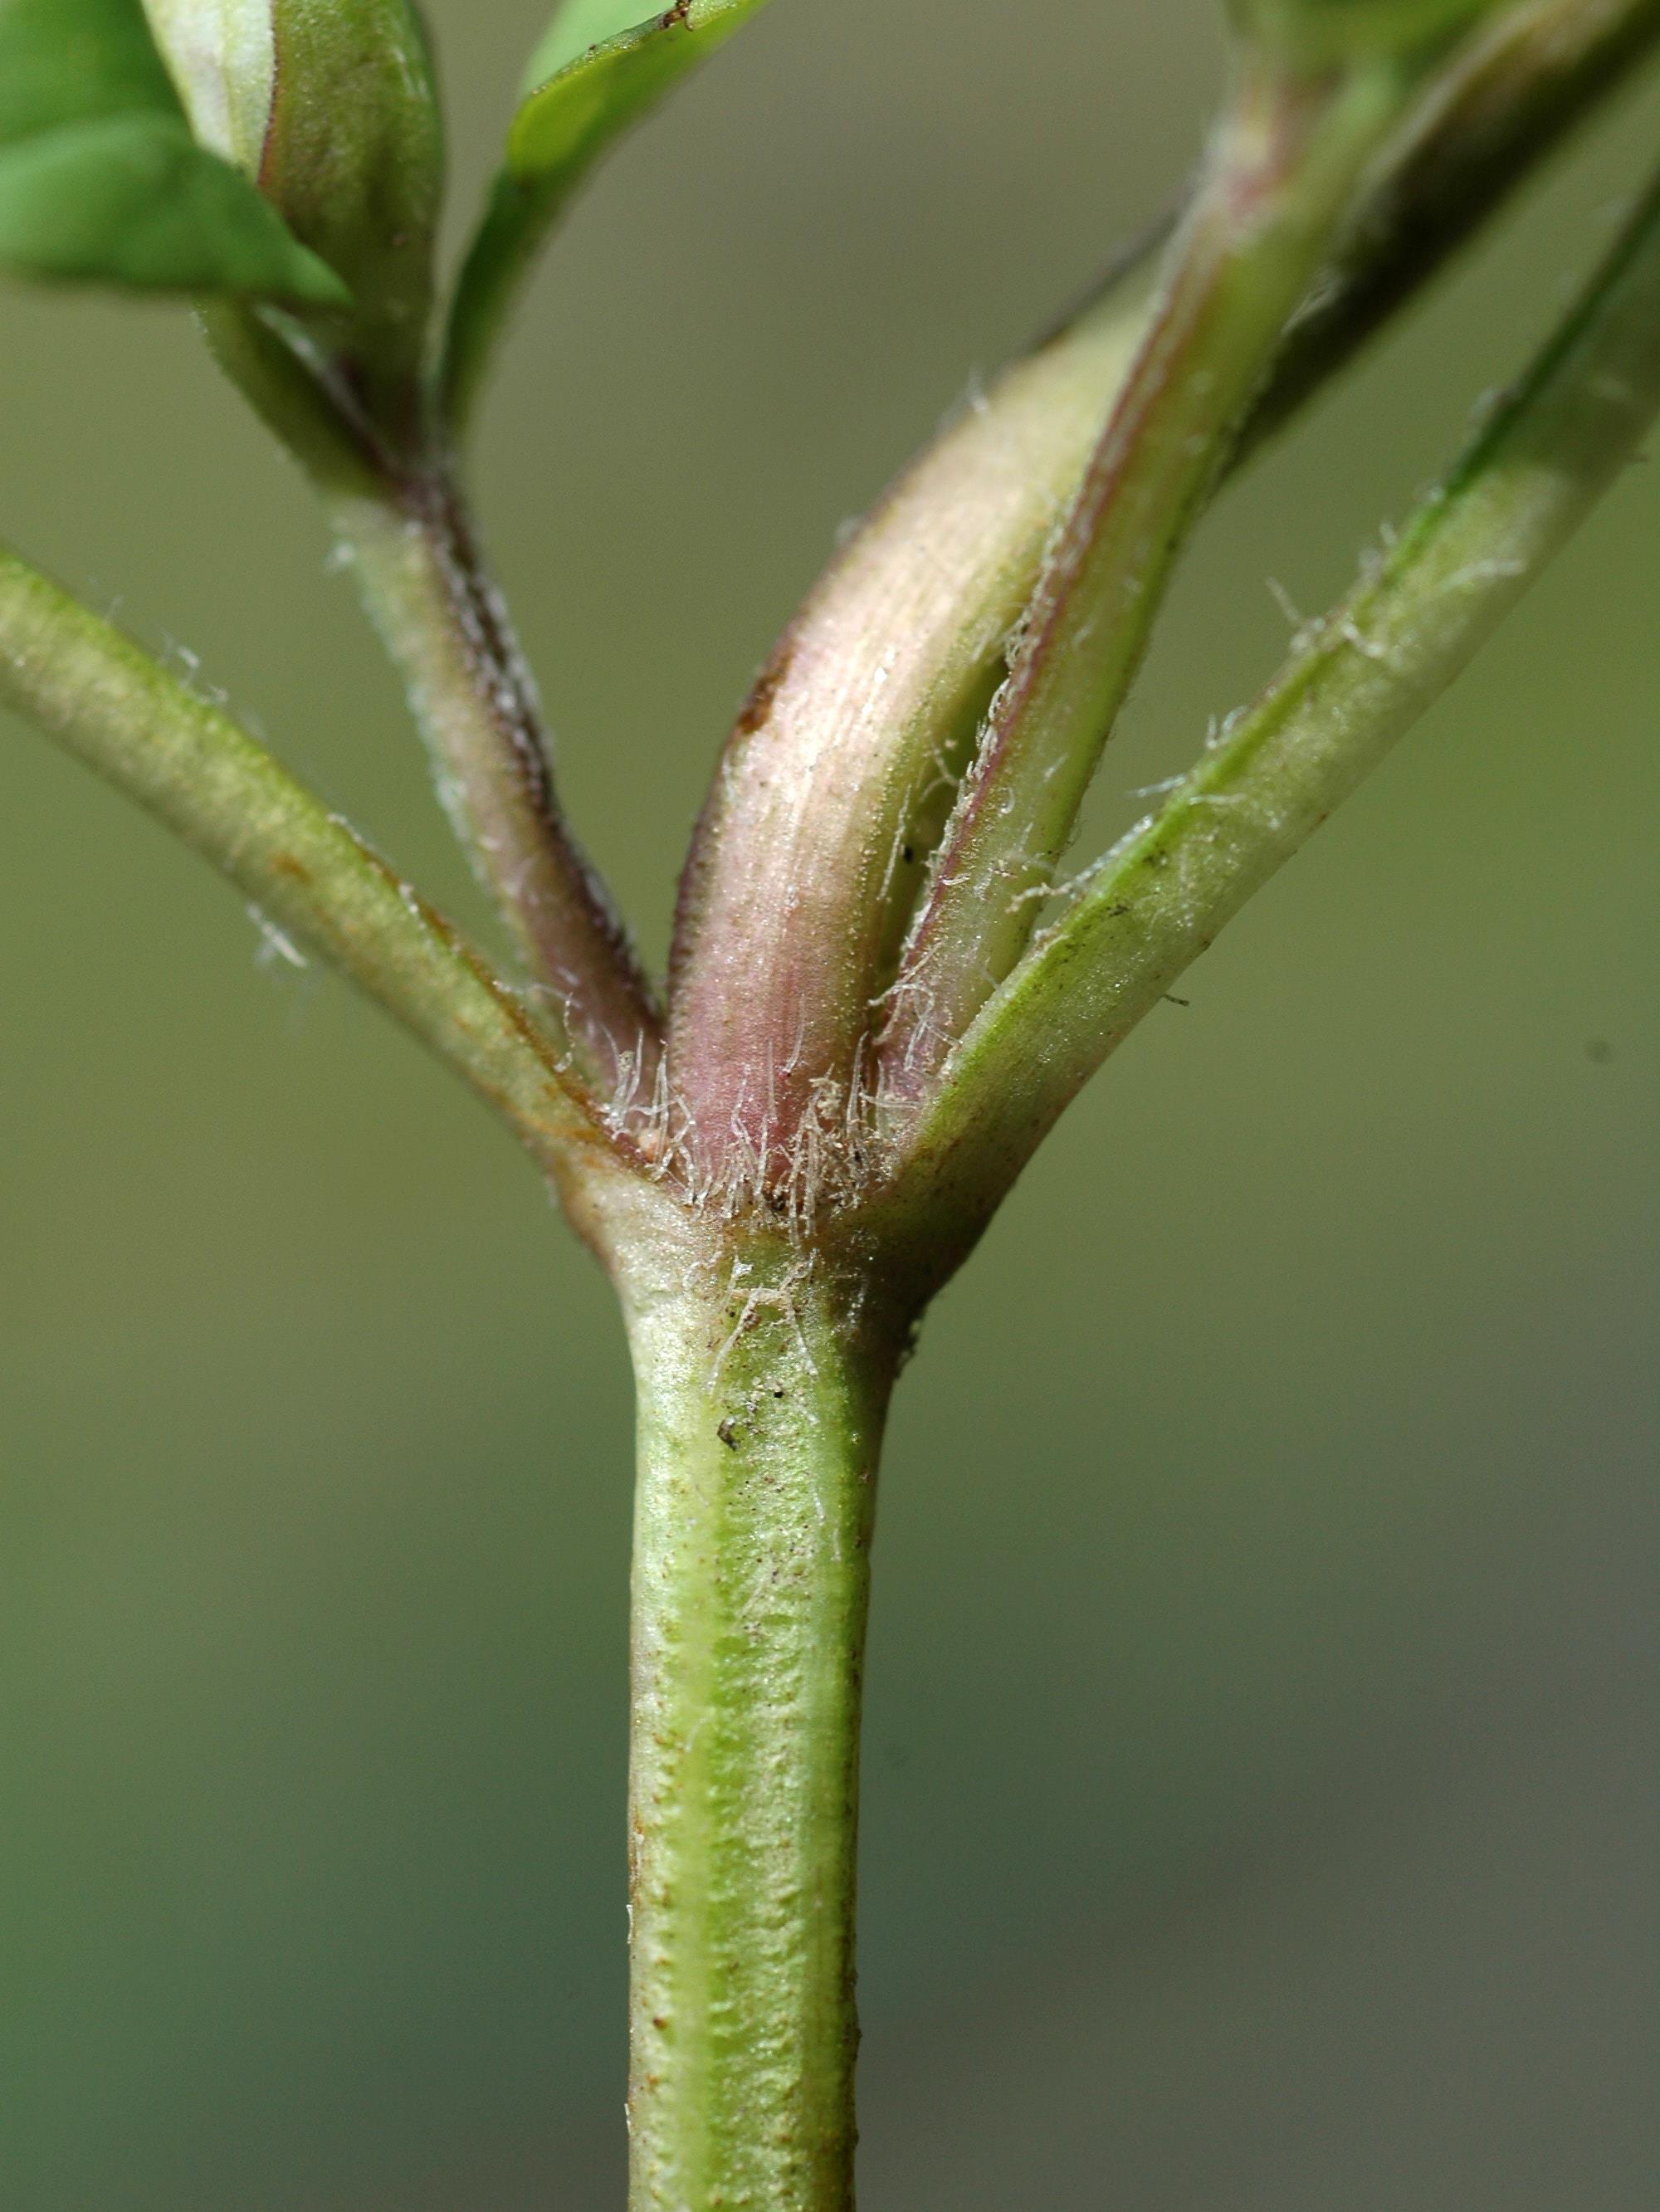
left=895, top=156, right=1660, bottom=1228
left=0, top=542, right=599, bottom=1174
left=331, top=473, right=661, bottom=1111
left=202, top=303, right=660, bottom=1110
left=1242, top=0, right=1660, bottom=461
left=441, top=168, right=572, bottom=439
left=617, top=1228, right=902, bottom=2212
left=878, top=54, right=1413, bottom=1094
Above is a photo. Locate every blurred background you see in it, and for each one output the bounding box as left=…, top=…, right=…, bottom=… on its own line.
left=2, top=2, right=1658, bottom=2205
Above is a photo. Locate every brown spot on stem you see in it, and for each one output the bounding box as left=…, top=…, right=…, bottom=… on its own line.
left=734, top=642, right=794, bottom=738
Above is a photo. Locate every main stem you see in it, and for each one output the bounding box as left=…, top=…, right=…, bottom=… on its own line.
left=618, top=1230, right=901, bottom=2211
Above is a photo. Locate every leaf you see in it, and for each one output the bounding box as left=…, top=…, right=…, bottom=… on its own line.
left=0, top=0, right=179, bottom=140
left=442, top=0, right=774, bottom=429
left=522, top=0, right=667, bottom=85
left=0, top=115, right=346, bottom=299
left=0, top=0, right=346, bottom=303
left=510, top=0, right=771, bottom=188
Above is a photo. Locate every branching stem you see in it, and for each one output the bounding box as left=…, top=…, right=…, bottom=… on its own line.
left=878, top=54, right=1413, bottom=1093
left=200, top=303, right=660, bottom=1111
left=896, top=158, right=1660, bottom=1221
left=11, top=14, right=1660, bottom=2208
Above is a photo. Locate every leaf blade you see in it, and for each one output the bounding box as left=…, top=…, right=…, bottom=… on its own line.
left=510, top=0, right=769, bottom=184
left=442, top=0, right=774, bottom=429
left=0, top=0, right=347, bottom=303
left=0, top=0, right=181, bottom=142
left=522, top=0, right=668, bottom=87
left=0, top=114, right=348, bottom=300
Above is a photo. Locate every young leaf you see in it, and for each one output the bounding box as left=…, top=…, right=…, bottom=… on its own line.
left=524, top=0, right=675, bottom=82
left=0, top=0, right=179, bottom=134
left=513, top=0, right=770, bottom=178
left=0, top=114, right=346, bottom=298
left=139, top=0, right=442, bottom=441
left=442, top=0, right=774, bottom=430
left=0, top=0, right=344, bottom=302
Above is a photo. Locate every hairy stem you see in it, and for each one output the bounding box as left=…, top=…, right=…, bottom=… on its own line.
left=202, top=303, right=660, bottom=1111
left=665, top=0, right=1659, bottom=1190
left=896, top=157, right=1660, bottom=1228
left=665, top=255, right=1161, bottom=1185
left=618, top=1229, right=901, bottom=2212
left=332, top=471, right=661, bottom=1109
left=879, top=55, right=1414, bottom=1096
left=670, top=0, right=1660, bottom=1180
left=0, top=542, right=605, bottom=1172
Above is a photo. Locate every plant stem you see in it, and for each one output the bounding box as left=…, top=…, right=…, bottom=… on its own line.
left=201, top=302, right=659, bottom=1110
left=664, top=250, right=1162, bottom=1188
left=331, top=471, right=661, bottom=1111
left=879, top=56, right=1411, bottom=1093
left=615, top=1228, right=902, bottom=2212
left=1242, top=0, right=1660, bottom=460
left=896, top=155, right=1660, bottom=1224
left=0, top=542, right=600, bottom=1172
left=664, top=0, right=1660, bottom=1187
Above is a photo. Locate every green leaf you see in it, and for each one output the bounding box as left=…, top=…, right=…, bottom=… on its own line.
left=523, top=0, right=666, bottom=85
left=0, top=115, right=344, bottom=299
left=442, top=0, right=774, bottom=431
left=0, top=0, right=181, bottom=138
left=0, top=0, right=345, bottom=303
left=510, top=0, right=771, bottom=196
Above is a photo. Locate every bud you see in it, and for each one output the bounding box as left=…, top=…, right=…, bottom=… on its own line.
left=1232, top=0, right=1511, bottom=65
left=263, top=1, right=442, bottom=383
left=144, top=0, right=444, bottom=401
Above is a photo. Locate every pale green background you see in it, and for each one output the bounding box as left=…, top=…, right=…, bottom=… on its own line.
left=2, top=3, right=1657, bottom=2205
